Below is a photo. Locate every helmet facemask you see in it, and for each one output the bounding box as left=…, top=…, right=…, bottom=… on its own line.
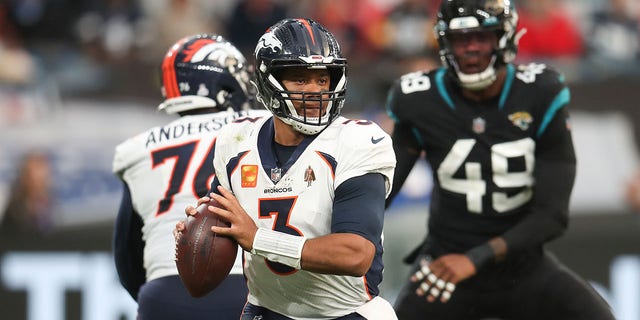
left=254, top=18, right=347, bottom=136
left=257, top=64, right=346, bottom=135
left=434, top=0, right=520, bottom=90
left=439, top=28, right=502, bottom=91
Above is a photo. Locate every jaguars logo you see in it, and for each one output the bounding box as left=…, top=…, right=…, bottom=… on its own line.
left=508, top=111, right=533, bottom=131
left=484, top=0, right=506, bottom=15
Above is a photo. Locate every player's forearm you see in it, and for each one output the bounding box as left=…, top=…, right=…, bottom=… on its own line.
left=250, top=229, right=375, bottom=276
left=464, top=237, right=507, bottom=269
left=301, top=233, right=375, bottom=276
left=502, top=159, right=574, bottom=255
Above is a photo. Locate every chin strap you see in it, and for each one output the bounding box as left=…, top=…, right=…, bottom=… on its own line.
left=453, top=55, right=498, bottom=91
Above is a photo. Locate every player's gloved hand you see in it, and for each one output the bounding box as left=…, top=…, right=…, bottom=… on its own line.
left=411, top=257, right=457, bottom=303
left=411, top=254, right=476, bottom=303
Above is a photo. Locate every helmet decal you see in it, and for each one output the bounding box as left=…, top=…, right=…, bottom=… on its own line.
left=296, top=18, right=317, bottom=45
left=197, top=83, right=209, bottom=96
left=161, top=37, right=190, bottom=98
left=484, top=0, right=509, bottom=16
left=181, top=39, right=216, bottom=63
left=158, top=34, right=254, bottom=114
left=255, top=32, right=283, bottom=57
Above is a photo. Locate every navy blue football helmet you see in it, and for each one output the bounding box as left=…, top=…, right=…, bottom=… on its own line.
left=254, top=18, right=347, bottom=135
left=159, top=34, right=253, bottom=114
left=434, top=0, right=521, bottom=90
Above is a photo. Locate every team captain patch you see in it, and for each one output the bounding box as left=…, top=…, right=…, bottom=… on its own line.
left=241, top=165, right=258, bottom=188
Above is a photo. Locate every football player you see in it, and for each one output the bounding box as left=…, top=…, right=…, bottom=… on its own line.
left=177, top=18, right=398, bottom=319
left=112, top=34, right=269, bottom=320
left=385, top=1, right=616, bottom=319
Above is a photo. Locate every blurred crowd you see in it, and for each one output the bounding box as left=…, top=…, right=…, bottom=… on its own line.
left=0, top=0, right=638, bottom=256
left=1, top=0, right=640, bottom=230
left=0, top=0, right=638, bottom=112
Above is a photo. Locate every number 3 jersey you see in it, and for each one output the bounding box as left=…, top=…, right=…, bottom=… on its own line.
left=386, top=63, right=576, bottom=254
left=213, top=115, right=396, bottom=319
left=112, top=109, right=270, bottom=282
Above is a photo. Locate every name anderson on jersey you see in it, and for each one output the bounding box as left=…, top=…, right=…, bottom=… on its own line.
left=145, top=116, right=242, bottom=148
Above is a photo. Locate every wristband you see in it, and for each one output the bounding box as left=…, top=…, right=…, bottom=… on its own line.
left=464, top=243, right=494, bottom=269
left=251, top=227, right=306, bottom=269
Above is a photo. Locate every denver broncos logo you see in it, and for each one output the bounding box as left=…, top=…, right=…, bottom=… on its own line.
left=255, top=32, right=283, bottom=55
left=508, top=111, right=533, bottom=131
left=182, top=39, right=244, bottom=68
left=182, top=39, right=215, bottom=62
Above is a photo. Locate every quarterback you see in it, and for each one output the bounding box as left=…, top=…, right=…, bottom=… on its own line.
left=178, top=18, right=397, bottom=320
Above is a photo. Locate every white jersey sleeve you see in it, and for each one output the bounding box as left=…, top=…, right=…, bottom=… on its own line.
left=328, top=117, right=396, bottom=197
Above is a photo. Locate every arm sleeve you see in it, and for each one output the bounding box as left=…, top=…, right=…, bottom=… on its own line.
left=332, top=173, right=386, bottom=244
left=503, top=105, right=576, bottom=253
left=385, top=85, right=423, bottom=208
left=113, top=183, right=146, bottom=301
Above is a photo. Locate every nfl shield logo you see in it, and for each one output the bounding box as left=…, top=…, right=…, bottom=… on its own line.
left=270, top=167, right=282, bottom=183
left=472, top=117, right=486, bottom=134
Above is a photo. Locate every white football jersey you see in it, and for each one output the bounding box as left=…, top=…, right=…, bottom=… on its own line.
left=214, top=116, right=396, bottom=319
left=113, top=109, right=271, bottom=282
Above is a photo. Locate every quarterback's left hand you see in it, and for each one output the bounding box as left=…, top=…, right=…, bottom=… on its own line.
left=411, top=254, right=476, bottom=303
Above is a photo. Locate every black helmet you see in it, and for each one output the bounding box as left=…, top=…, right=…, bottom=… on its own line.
left=434, top=0, right=521, bottom=90
left=254, top=18, right=347, bottom=135
left=159, top=34, right=253, bottom=114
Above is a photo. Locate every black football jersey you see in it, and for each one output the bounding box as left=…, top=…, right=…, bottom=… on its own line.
left=387, top=63, right=576, bottom=254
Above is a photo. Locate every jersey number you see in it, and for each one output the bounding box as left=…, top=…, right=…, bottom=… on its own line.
left=516, top=63, right=546, bottom=83
left=437, top=138, right=534, bottom=214
left=150, top=139, right=216, bottom=216
left=258, top=197, right=302, bottom=275
left=400, top=72, right=431, bottom=94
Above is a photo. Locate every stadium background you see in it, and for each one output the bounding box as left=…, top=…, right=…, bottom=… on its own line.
left=0, top=0, right=639, bottom=319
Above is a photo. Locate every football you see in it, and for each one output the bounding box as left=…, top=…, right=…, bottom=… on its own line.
left=175, top=197, right=238, bottom=297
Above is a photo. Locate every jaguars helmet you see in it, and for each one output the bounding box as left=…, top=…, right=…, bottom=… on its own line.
left=434, top=0, right=521, bottom=90
left=254, top=18, right=347, bottom=135
left=158, top=34, right=253, bottom=114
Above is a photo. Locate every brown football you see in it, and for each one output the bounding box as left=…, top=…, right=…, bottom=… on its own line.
left=175, top=197, right=238, bottom=297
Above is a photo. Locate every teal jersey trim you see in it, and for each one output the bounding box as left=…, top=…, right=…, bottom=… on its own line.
left=435, top=68, right=454, bottom=109
left=385, top=90, right=399, bottom=123
left=412, top=127, right=425, bottom=149
left=385, top=81, right=425, bottom=148
left=537, top=87, right=570, bottom=138
left=499, top=64, right=516, bottom=110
